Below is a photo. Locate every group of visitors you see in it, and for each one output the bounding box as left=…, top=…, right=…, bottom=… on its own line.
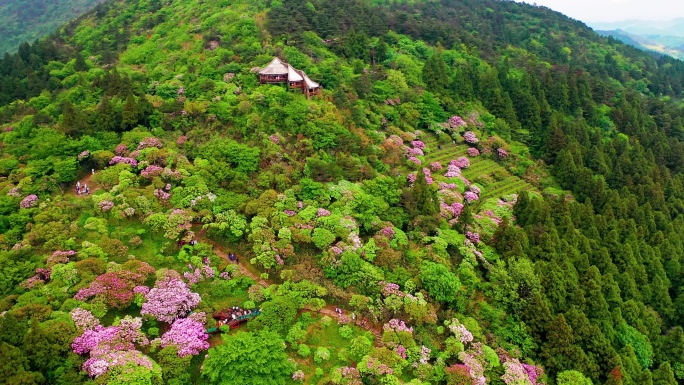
left=75, top=181, right=90, bottom=195
left=178, top=239, right=198, bottom=247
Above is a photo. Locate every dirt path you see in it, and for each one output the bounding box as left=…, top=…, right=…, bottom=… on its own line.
left=69, top=172, right=100, bottom=198
left=202, top=237, right=383, bottom=346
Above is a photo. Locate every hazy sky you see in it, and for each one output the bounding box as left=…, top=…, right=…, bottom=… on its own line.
left=515, top=0, right=684, bottom=22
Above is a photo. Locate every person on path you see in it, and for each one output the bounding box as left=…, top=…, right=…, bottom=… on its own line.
left=91, top=168, right=95, bottom=175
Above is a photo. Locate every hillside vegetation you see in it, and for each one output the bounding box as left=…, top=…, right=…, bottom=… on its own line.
left=1, top=0, right=684, bottom=384
left=0, top=0, right=105, bottom=55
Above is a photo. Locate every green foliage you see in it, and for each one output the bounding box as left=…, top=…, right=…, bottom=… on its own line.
left=419, top=261, right=461, bottom=303
left=202, top=331, right=294, bottom=385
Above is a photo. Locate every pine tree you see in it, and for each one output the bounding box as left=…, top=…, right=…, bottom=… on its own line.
left=422, top=52, right=449, bottom=95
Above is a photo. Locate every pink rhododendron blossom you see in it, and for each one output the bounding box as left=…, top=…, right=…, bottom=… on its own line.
left=70, top=308, right=101, bottom=331
left=468, top=147, right=481, bottom=157
left=383, top=319, right=413, bottom=334
left=20, top=194, right=38, bottom=209
left=448, top=115, right=467, bottom=129
left=159, top=313, right=209, bottom=357
left=430, top=161, right=443, bottom=171
left=408, top=156, right=421, bottom=165
left=78, top=150, right=90, bottom=160
left=379, top=281, right=404, bottom=297
left=269, top=134, right=279, bottom=144
left=498, top=148, right=509, bottom=158
left=284, top=210, right=296, bottom=216
left=292, top=371, right=305, bottom=381
left=136, top=137, right=163, bottom=150
left=463, top=131, right=479, bottom=144
left=469, top=185, right=481, bottom=195
left=98, top=200, right=114, bottom=212
left=380, top=226, right=395, bottom=239
left=444, top=164, right=461, bottom=178
left=316, top=208, right=331, bottom=217
left=464, top=191, right=479, bottom=203
left=407, top=173, right=417, bottom=184
left=154, top=189, right=171, bottom=201
left=411, top=140, right=426, bottom=149
left=177, top=135, right=187, bottom=145
left=141, top=277, right=201, bottom=323
left=141, top=165, right=164, bottom=178
left=115, top=144, right=128, bottom=155
left=109, top=156, right=138, bottom=167
left=452, top=157, right=470, bottom=169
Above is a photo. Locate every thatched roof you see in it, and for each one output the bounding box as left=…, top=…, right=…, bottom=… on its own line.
left=258, top=57, right=288, bottom=75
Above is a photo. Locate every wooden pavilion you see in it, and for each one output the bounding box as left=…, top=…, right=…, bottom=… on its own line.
left=258, top=57, right=320, bottom=97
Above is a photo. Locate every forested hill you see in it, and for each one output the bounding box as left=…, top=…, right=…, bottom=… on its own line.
left=0, top=0, right=105, bottom=55
left=2, top=0, right=684, bottom=384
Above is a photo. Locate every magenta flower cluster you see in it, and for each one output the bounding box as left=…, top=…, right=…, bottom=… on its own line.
left=411, top=140, right=426, bottom=149
left=20, top=194, right=38, bottom=208
left=177, top=135, right=187, bottom=145
left=284, top=209, right=296, bottom=216
left=141, top=277, right=201, bottom=323
left=464, top=191, right=479, bottom=203
left=448, top=115, right=467, bottom=129
left=136, top=137, right=163, bottom=150
left=159, top=312, right=209, bottom=357
left=408, top=156, right=421, bottom=165
left=380, top=226, right=395, bottom=239
left=115, top=144, right=128, bottom=155
left=269, top=134, right=279, bottom=144
left=78, top=150, right=90, bottom=160
left=497, top=148, right=509, bottom=159
left=109, top=156, right=138, bottom=167
left=379, top=281, right=404, bottom=297
left=451, top=157, right=470, bottom=169
left=70, top=308, right=101, bottom=331
left=440, top=202, right=464, bottom=219
left=141, top=165, right=164, bottom=178
left=444, top=164, right=461, bottom=178
left=406, top=147, right=424, bottom=157
left=468, top=147, right=481, bottom=157
left=463, top=131, right=479, bottom=144
left=383, top=319, right=413, bottom=334
left=316, top=208, right=331, bottom=217
left=98, top=200, right=114, bottom=212
left=154, top=189, right=171, bottom=201
left=407, top=173, right=417, bottom=184
left=430, top=161, right=443, bottom=171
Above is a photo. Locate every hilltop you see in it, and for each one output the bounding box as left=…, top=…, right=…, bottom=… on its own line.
left=0, top=0, right=684, bottom=385
left=0, top=0, right=105, bottom=55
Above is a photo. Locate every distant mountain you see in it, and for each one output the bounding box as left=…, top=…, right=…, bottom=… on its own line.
left=589, top=19, right=684, bottom=59
left=0, top=0, right=105, bottom=55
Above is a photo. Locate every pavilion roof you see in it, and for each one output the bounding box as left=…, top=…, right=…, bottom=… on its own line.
left=301, top=71, right=320, bottom=88
left=258, top=57, right=288, bottom=75
left=287, top=65, right=303, bottom=82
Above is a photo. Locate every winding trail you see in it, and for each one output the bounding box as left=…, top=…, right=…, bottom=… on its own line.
left=201, top=236, right=383, bottom=346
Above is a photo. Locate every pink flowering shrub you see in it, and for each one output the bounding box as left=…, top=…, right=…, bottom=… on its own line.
left=115, top=144, right=128, bottom=155
left=141, top=277, right=201, bottom=323
left=269, top=134, right=280, bottom=144
left=70, top=308, right=101, bottom=331
left=7, top=187, right=21, bottom=197
left=407, top=173, right=417, bottom=184
left=440, top=202, right=464, bottom=219
left=383, top=319, right=413, bottom=334
left=177, top=135, right=187, bottom=145
left=406, top=147, right=424, bottom=157
left=184, top=268, right=203, bottom=284
left=430, top=161, right=443, bottom=171
left=497, top=148, right=509, bottom=159
left=464, top=191, right=479, bottom=203
left=78, top=150, right=90, bottom=161
left=284, top=210, right=296, bottom=216
left=448, top=319, right=474, bottom=344
left=379, top=281, right=404, bottom=297
left=316, top=208, right=331, bottom=217
left=109, top=156, right=138, bottom=167
left=459, top=343, right=487, bottom=385
left=468, top=147, right=481, bottom=157
left=380, top=226, right=395, bottom=239
left=448, top=115, right=468, bottom=129
left=408, top=156, right=422, bottom=165
left=20, top=194, right=38, bottom=209
left=159, top=312, right=209, bottom=357
left=137, top=137, right=163, bottom=150
left=337, top=366, right=362, bottom=385
left=98, top=200, right=114, bottom=212
left=452, top=157, right=470, bottom=169
left=463, top=131, right=479, bottom=144
left=141, top=165, right=164, bottom=178
left=154, top=189, right=171, bottom=201
left=75, top=272, right=137, bottom=309
left=502, top=359, right=530, bottom=384
left=469, top=185, right=481, bottom=195
left=292, top=370, right=305, bottom=382
left=411, top=140, right=426, bottom=149
left=444, top=164, right=461, bottom=178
